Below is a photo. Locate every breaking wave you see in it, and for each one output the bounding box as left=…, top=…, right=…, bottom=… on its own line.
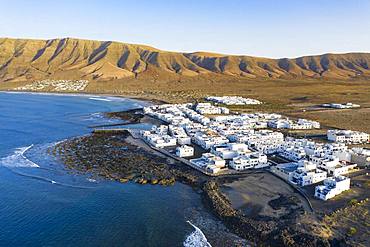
left=83, top=112, right=117, bottom=123
left=0, top=144, right=94, bottom=189
left=183, top=221, right=212, bottom=247
left=0, top=145, right=40, bottom=168
left=89, top=97, right=112, bottom=102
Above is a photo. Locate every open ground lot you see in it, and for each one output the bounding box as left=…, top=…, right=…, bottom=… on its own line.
left=220, top=171, right=308, bottom=219
left=286, top=107, right=370, bottom=133
left=221, top=170, right=370, bottom=246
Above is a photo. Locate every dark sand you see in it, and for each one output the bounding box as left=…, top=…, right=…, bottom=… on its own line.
left=221, top=172, right=309, bottom=218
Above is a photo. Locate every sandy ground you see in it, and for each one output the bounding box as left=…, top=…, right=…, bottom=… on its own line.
left=286, top=107, right=370, bottom=133
left=221, top=172, right=309, bottom=218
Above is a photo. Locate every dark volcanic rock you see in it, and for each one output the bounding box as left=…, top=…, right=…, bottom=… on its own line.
left=105, top=108, right=144, bottom=123
left=51, top=131, right=202, bottom=187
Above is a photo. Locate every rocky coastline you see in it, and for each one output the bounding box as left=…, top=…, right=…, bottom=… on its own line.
left=105, top=108, right=145, bottom=124
left=51, top=108, right=338, bottom=247
left=51, top=130, right=201, bottom=186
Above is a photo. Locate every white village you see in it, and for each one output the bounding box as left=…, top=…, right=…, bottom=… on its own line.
left=138, top=96, right=369, bottom=201
left=15, top=79, right=89, bottom=92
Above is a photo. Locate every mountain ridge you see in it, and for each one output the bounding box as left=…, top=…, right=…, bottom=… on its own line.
left=1, top=37, right=370, bottom=82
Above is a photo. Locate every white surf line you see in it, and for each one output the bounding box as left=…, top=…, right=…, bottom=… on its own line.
left=183, top=221, right=212, bottom=247
left=0, top=145, right=40, bottom=168
left=89, top=97, right=112, bottom=102
left=0, top=91, right=150, bottom=107
left=0, top=144, right=94, bottom=189
left=1, top=91, right=123, bottom=101
left=20, top=145, right=40, bottom=167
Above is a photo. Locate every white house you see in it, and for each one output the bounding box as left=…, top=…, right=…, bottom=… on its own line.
left=246, top=130, right=285, bottom=154
left=310, top=156, right=357, bottom=176
left=206, top=96, right=262, bottom=105
left=229, top=152, right=268, bottom=170
left=322, top=103, right=360, bottom=109
left=146, top=134, right=177, bottom=148
left=314, top=176, right=351, bottom=200
left=268, top=118, right=320, bottom=129
left=271, top=162, right=299, bottom=181
left=278, top=146, right=307, bottom=161
left=168, top=125, right=192, bottom=145
left=153, top=125, right=169, bottom=135
left=296, top=119, right=320, bottom=129
left=176, top=145, right=194, bottom=157
left=190, top=153, right=226, bottom=174
left=195, top=103, right=229, bottom=115
left=327, top=130, right=369, bottom=144
left=268, top=119, right=290, bottom=129
left=211, top=143, right=250, bottom=160
left=193, top=132, right=229, bottom=150
left=290, top=160, right=327, bottom=186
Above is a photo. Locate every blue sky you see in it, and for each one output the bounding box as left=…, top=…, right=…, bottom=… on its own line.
left=1, top=0, right=369, bottom=58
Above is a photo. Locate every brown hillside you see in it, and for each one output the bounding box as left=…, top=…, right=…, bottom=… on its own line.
left=0, top=37, right=369, bottom=82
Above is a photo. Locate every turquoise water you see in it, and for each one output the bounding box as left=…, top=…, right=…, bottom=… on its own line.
left=0, top=92, right=205, bottom=247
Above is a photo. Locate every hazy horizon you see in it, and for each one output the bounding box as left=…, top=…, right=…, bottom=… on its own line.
left=1, top=0, right=370, bottom=58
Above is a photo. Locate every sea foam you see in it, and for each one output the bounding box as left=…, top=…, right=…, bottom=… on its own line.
left=89, top=97, right=112, bottom=102
left=0, top=145, right=40, bottom=168
left=183, top=221, right=212, bottom=247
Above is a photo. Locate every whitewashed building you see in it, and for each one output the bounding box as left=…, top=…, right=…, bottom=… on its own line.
left=322, top=103, right=360, bottom=109
left=246, top=130, right=285, bottom=154
left=176, top=145, right=194, bottom=157
left=315, top=176, right=351, bottom=200
left=169, top=125, right=192, bottom=145
left=190, top=153, right=226, bottom=174
left=279, top=146, right=307, bottom=161
left=211, top=143, right=250, bottom=160
left=195, top=103, right=229, bottom=115
left=192, top=132, right=229, bottom=150
left=271, top=163, right=299, bottom=181
left=229, top=152, right=268, bottom=170
left=290, top=160, right=327, bottom=186
left=327, top=130, right=369, bottom=144
left=309, top=156, right=357, bottom=176
left=268, top=118, right=320, bottom=129
left=206, top=96, right=262, bottom=105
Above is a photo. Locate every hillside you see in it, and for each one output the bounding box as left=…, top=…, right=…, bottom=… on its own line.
left=0, top=37, right=370, bottom=82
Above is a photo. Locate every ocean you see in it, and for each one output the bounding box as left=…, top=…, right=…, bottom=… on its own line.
left=0, top=92, right=212, bottom=247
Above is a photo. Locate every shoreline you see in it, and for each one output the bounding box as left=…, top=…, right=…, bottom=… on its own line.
left=8, top=91, right=366, bottom=246
left=49, top=107, right=337, bottom=246
left=4, top=89, right=365, bottom=246
left=0, top=90, right=169, bottom=105
left=51, top=130, right=333, bottom=246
